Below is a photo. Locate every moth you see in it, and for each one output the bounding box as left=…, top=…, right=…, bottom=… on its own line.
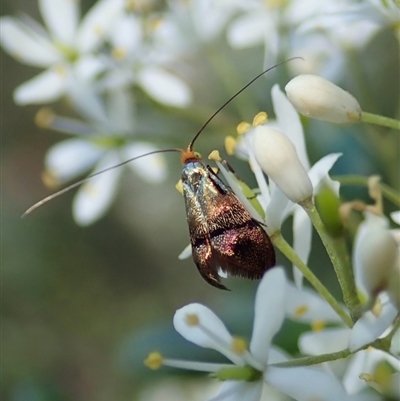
left=22, top=60, right=301, bottom=289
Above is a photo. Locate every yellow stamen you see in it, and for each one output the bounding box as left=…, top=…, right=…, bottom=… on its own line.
left=54, top=64, right=66, bottom=77
left=253, top=112, right=268, bottom=127
left=311, top=320, right=326, bottom=332
left=372, top=298, right=383, bottom=317
left=94, top=25, right=104, bottom=36
left=236, top=121, right=251, bottom=135
left=360, top=373, right=374, bottom=382
left=208, top=150, right=222, bottom=161
left=144, top=352, right=163, bottom=370
left=111, top=47, right=127, bottom=61
left=185, top=313, right=200, bottom=326
left=231, top=337, right=247, bottom=354
left=41, top=170, right=60, bottom=190
left=224, top=136, right=237, bottom=156
left=175, top=180, right=183, bottom=195
left=35, top=108, right=55, bottom=128
left=211, top=167, right=218, bottom=175
left=294, top=305, right=308, bottom=317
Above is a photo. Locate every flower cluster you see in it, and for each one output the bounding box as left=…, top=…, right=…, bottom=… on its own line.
left=2, top=1, right=399, bottom=400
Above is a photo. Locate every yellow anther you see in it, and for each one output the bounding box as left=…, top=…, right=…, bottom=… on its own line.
left=236, top=121, right=251, bottom=135
left=311, top=320, right=326, bottom=332
left=208, top=150, right=222, bottom=161
left=252, top=112, right=268, bottom=127
left=372, top=298, right=383, bottom=317
left=144, top=352, right=163, bottom=370
left=185, top=313, right=200, bottom=326
left=211, top=167, right=219, bottom=175
left=224, top=136, right=237, bottom=156
left=41, top=170, right=60, bottom=190
left=231, top=337, right=247, bottom=355
left=35, top=108, right=55, bottom=128
left=294, top=305, right=308, bottom=317
left=359, top=373, right=374, bottom=382
left=175, top=180, right=183, bottom=195
left=54, top=64, right=66, bottom=77
left=111, top=47, right=127, bottom=61
left=94, top=25, right=104, bottom=36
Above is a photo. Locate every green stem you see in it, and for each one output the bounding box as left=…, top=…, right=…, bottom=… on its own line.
left=271, top=348, right=353, bottom=368
left=301, top=198, right=358, bottom=322
left=271, top=231, right=353, bottom=327
left=361, top=111, right=400, bottom=130
left=332, top=236, right=361, bottom=321
left=332, top=175, right=400, bottom=207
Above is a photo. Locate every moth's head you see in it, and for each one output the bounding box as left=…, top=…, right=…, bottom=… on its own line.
left=180, top=148, right=202, bottom=165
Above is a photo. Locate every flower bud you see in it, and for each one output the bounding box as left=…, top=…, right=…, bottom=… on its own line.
left=353, top=212, right=399, bottom=300
left=285, top=75, right=362, bottom=124
left=252, top=126, right=313, bottom=203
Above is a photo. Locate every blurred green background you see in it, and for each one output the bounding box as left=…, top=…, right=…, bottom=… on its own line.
left=2, top=1, right=399, bottom=400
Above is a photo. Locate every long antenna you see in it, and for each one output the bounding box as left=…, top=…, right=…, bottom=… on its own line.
left=22, top=148, right=181, bottom=217
left=187, top=57, right=303, bottom=151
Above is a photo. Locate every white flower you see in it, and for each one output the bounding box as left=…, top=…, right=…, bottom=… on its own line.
left=285, top=75, right=362, bottom=124
left=0, top=0, right=125, bottom=105
left=40, top=87, right=167, bottom=225
left=99, top=13, right=192, bottom=108
left=288, top=282, right=399, bottom=396
left=147, top=267, right=360, bottom=401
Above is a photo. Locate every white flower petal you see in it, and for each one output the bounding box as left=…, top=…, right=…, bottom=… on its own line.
left=250, top=268, right=286, bottom=364
left=73, top=151, right=122, bottom=225
left=137, top=67, right=192, bottom=107
left=66, top=77, right=110, bottom=126
left=299, top=327, right=349, bottom=355
left=292, top=206, right=312, bottom=288
left=45, top=139, right=105, bottom=183
left=14, top=68, right=66, bottom=105
left=271, top=84, right=310, bottom=171
left=265, top=187, right=291, bottom=232
left=252, top=126, right=313, bottom=203
left=0, top=17, right=61, bottom=67
left=227, top=13, right=269, bottom=49
left=348, top=301, right=398, bottom=351
left=208, top=381, right=263, bottom=401
left=122, top=143, right=167, bottom=183
left=38, top=0, right=79, bottom=45
left=173, top=303, right=244, bottom=366
left=107, top=88, right=135, bottom=132
left=266, top=366, right=348, bottom=401
left=76, top=0, right=125, bottom=53
left=285, top=282, right=344, bottom=324
left=391, top=211, right=400, bottom=225
left=74, top=55, right=107, bottom=81
left=178, top=244, right=192, bottom=260
left=110, top=14, right=142, bottom=52
left=353, top=212, right=397, bottom=298
left=308, top=153, right=342, bottom=196
left=267, top=346, right=290, bottom=364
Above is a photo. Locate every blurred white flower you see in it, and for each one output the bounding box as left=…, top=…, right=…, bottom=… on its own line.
left=0, top=0, right=125, bottom=105
left=99, top=13, right=192, bottom=108
left=39, top=87, right=167, bottom=225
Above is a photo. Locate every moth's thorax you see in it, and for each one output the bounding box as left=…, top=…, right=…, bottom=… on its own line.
left=181, top=160, right=208, bottom=192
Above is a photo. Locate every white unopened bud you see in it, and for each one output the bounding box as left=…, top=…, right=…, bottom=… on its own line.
left=252, top=126, right=313, bottom=203
left=353, top=212, right=399, bottom=300
left=285, top=75, right=362, bottom=124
